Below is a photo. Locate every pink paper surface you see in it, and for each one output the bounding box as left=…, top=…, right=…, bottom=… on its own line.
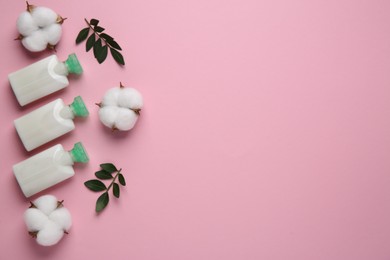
left=1, top=0, right=390, bottom=259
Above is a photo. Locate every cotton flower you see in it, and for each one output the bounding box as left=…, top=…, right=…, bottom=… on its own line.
left=97, top=83, right=143, bottom=131
left=16, top=2, right=65, bottom=52
left=24, top=195, right=72, bottom=246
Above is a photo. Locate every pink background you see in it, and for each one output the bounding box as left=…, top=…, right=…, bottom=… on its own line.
left=0, top=0, right=389, bottom=259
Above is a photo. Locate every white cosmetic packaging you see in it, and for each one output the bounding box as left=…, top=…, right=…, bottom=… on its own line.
left=13, top=142, right=89, bottom=197
left=14, top=96, right=89, bottom=151
left=8, top=53, right=83, bottom=106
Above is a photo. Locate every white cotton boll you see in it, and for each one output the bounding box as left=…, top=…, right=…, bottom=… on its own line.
left=24, top=208, right=49, bottom=232
left=49, top=208, right=72, bottom=231
left=22, top=31, right=47, bottom=52
left=99, top=106, right=119, bottom=128
left=33, top=195, right=58, bottom=216
left=17, top=12, right=38, bottom=36
left=115, top=108, right=138, bottom=131
left=102, top=87, right=120, bottom=106
left=16, top=5, right=63, bottom=52
left=98, top=85, right=143, bottom=131
left=43, top=23, right=62, bottom=45
left=24, top=195, right=72, bottom=246
left=36, top=221, right=64, bottom=246
left=31, top=6, right=58, bottom=27
left=118, top=88, right=144, bottom=109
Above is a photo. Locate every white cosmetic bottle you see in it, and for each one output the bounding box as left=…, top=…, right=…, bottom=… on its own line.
left=8, top=53, right=83, bottom=106
left=13, top=142, right=89, bottom=198
left=14, top=96, right=89, bottom=151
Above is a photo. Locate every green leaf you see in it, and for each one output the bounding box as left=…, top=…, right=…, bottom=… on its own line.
left=118, top=174, right=126, bottom=186
left=84, top=179, right=107, bottom=191
left=113, top=183, right=120, bottom=198
left=76, top=28, right=90, bottom=44
left=93, top=38, right=103, bottom=59
left=106, top=38, right=122, bottom=50
left=96, top=45, right=108, bottom=64
left=95, top=26, right=105, bottom=33
left=86, top=34, right=95, bottom=52
left=110, top=48, right=125, bottom=65
left=95, top=170, right=113, bottom=180
left=90, top=18, right=99, bottom=26
left=100, top=33, right=113, bottom=41
left=78, top=18, right=125, bottom=65
left=100, top=163, right=118, bottom=173
left=96, top=192, right=109, bottom=212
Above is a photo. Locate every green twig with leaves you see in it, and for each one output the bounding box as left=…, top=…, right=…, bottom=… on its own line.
left=76, top=18, right=125, bottom=65
left=84, top=163, right=126, bottom=212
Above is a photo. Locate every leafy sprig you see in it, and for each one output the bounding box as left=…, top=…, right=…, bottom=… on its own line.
left=76, top=18, right=125, bottom=65
left=84, top=163, right=126, bottom=212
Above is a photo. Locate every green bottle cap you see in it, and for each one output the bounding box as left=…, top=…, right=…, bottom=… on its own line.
left=69, top=96, right=89, bottom=117
left=64, top=53, right=83, bottom=75
left=69, top=142, right=89, bottom=163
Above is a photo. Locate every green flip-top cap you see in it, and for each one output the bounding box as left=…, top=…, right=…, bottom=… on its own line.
left=69, top=142, right=89, bottom=163
left=69, top=96, right=89, bottom=117
left=64, top=53, right=83, bottom=75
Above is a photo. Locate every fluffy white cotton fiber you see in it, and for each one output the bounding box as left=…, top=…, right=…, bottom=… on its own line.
left=24, top=195, right=72, bottom=246
left=33, top=194, right=58, bottom=216
left=102, top=88, right=121, bottom=106
left=17, top=12, right=38, bottom=35
left=118, top=88, right=144, bottom=109
left=44, top=24, right=62, bottom=45
left=115, top=109, right=138, bottom=131
left=22, top=30, right=47, bottom=52
left=16, top=4, right=63, bottom=52
left=98, top=84, right=143, bottom=131
left=49, top=207, right=72, bottom=231
left=99, top=106, right=120, bottom=128
left=36, top=221, right=64, bottom=247
left=30, top=6, right=57, bottom=27
left=24, top=208, right=48, bottom=231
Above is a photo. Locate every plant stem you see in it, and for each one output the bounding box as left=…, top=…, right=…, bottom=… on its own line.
left=106, top=169, right=122, bottom=191
left=84, top=18, right=114, bottom=49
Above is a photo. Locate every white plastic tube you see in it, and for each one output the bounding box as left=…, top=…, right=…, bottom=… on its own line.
left=14, top=96, right=89, bottom=151
left=13, top=142, right=89, bottom=197
left=8, top=53, right=83, bottom=106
